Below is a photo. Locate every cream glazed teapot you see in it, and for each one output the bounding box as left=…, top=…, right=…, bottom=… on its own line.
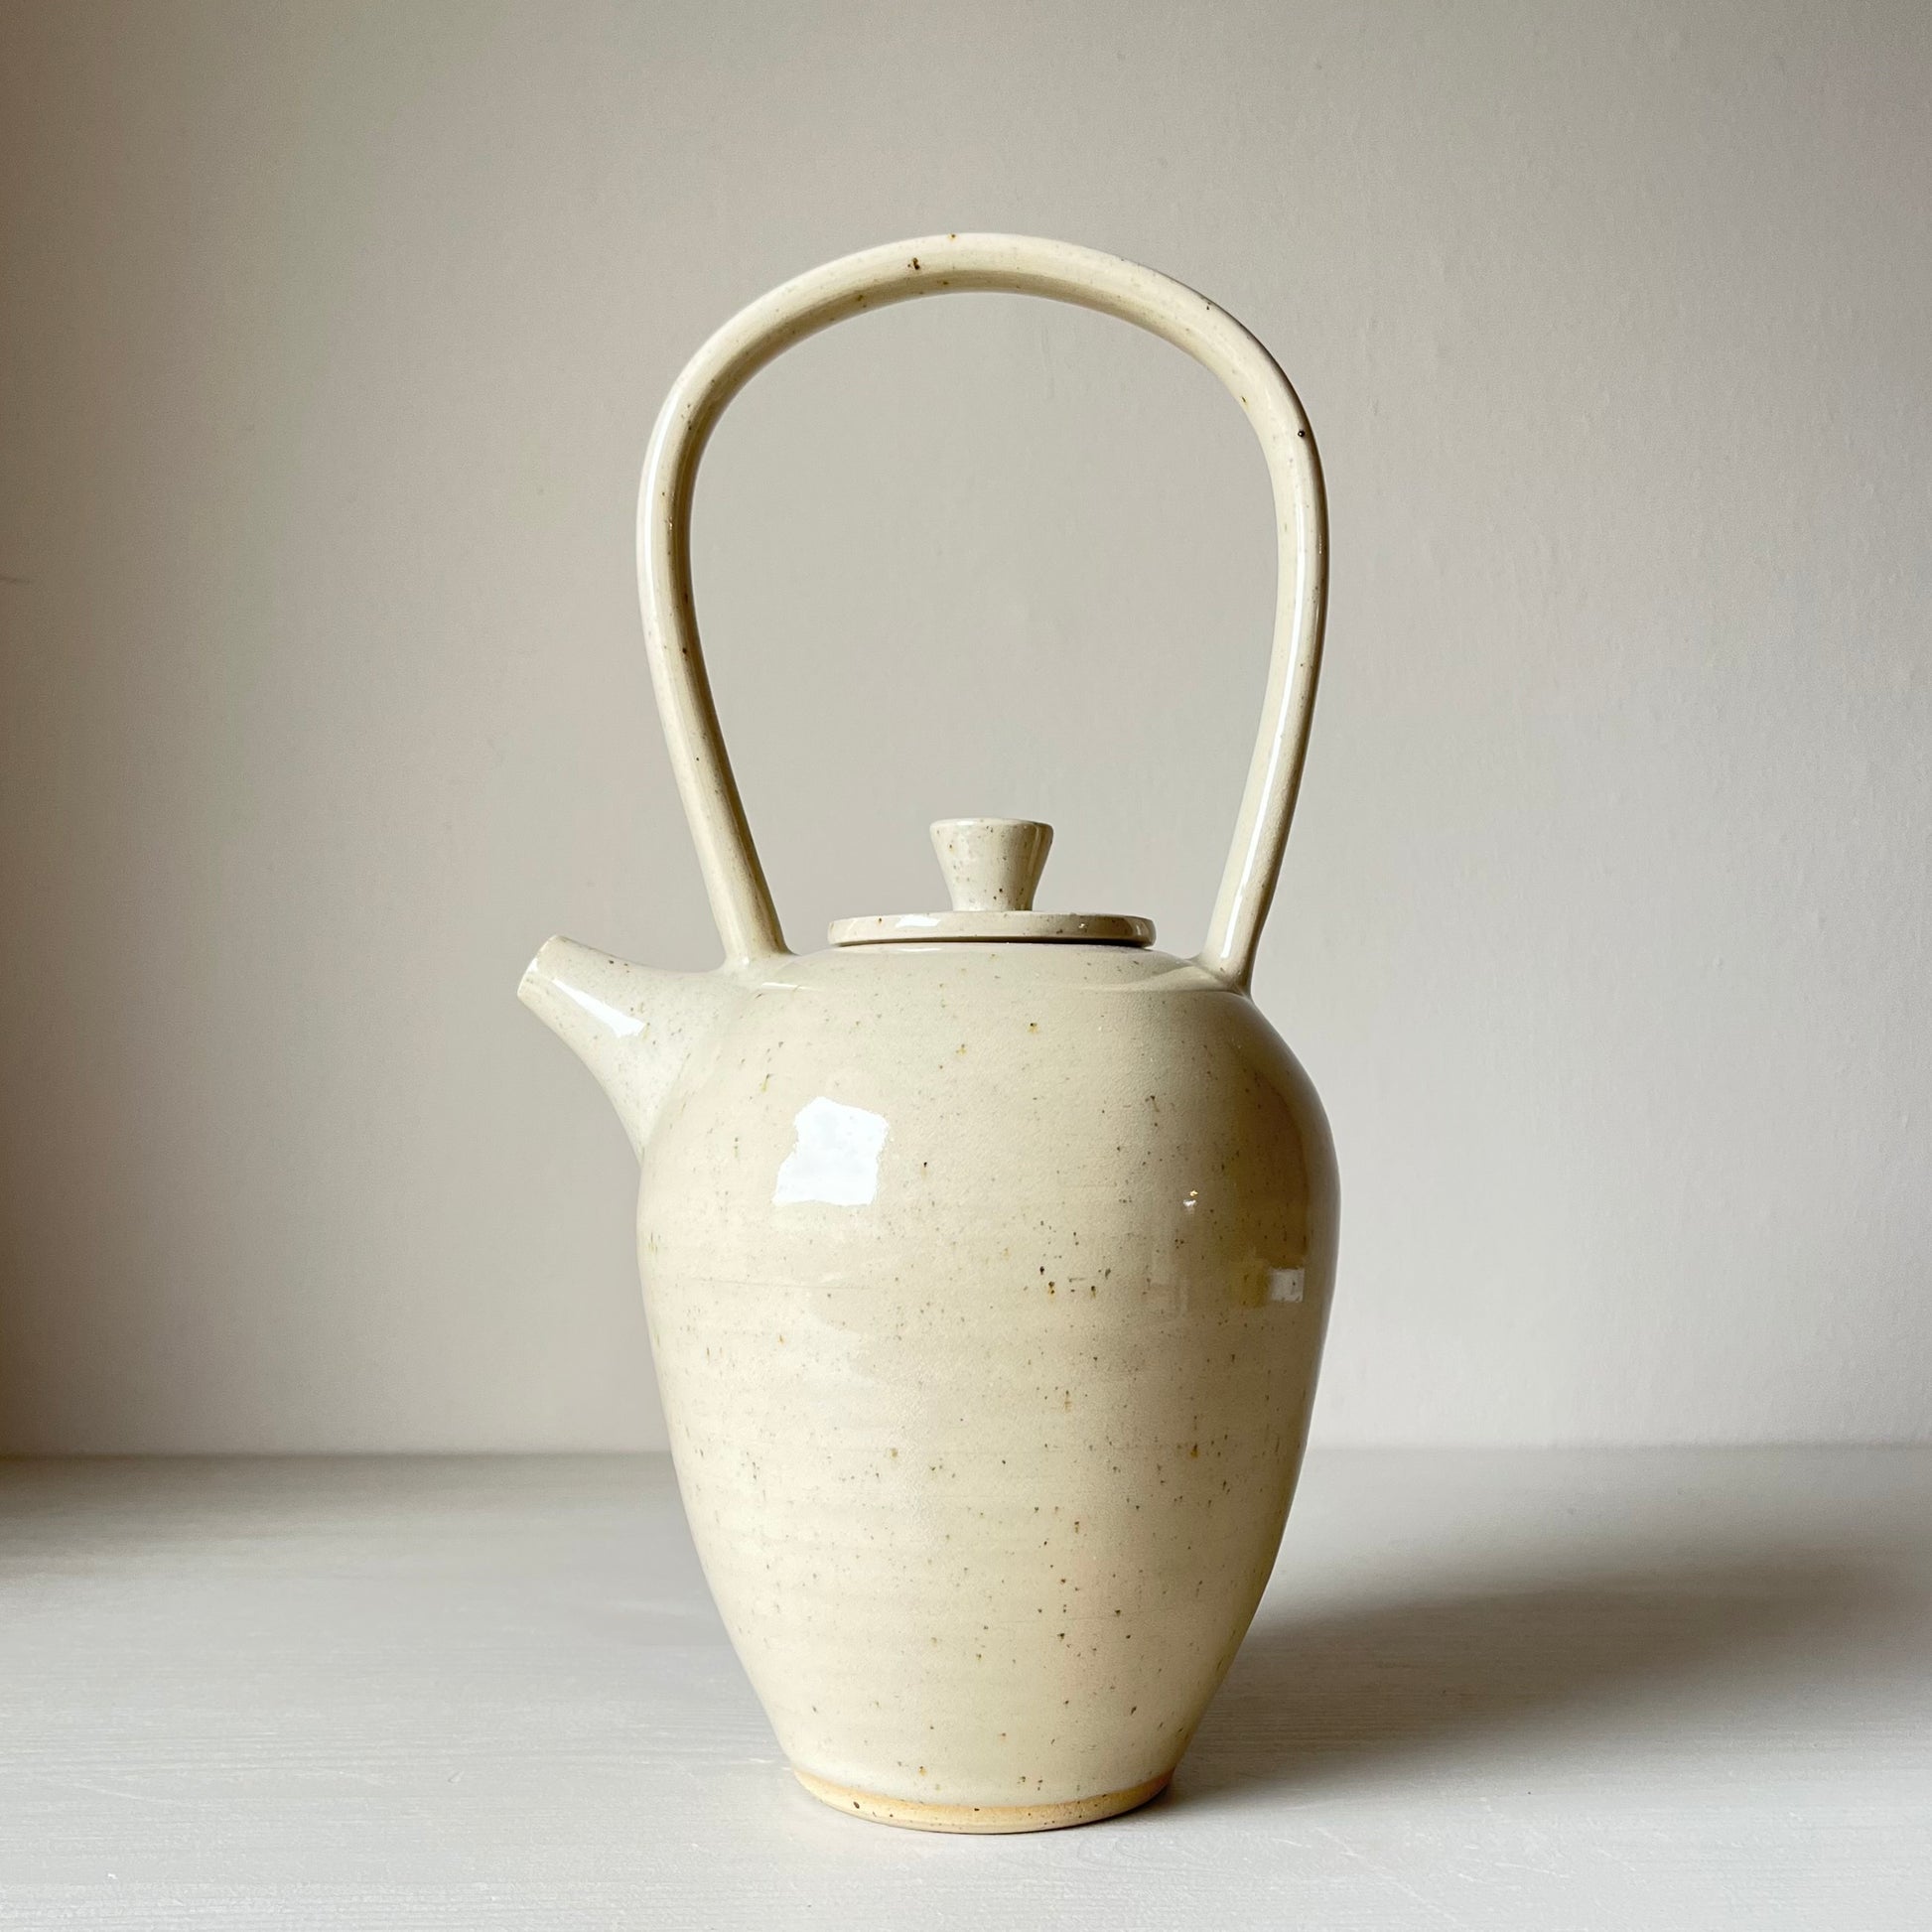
left=520, top=234, right=1337, bottom=1832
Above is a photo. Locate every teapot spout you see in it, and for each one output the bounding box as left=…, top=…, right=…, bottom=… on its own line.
left=517, top=936, right=745, bottom=1158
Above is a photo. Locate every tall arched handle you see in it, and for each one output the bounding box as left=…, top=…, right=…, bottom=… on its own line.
left=638, top=233, right=1328, bottom=990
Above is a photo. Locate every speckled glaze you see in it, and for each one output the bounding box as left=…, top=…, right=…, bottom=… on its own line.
left=519, top=234, right=1337, bottom=1831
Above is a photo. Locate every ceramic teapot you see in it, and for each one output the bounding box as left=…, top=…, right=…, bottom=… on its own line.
left=520, top=233, right=1337, bottom=1832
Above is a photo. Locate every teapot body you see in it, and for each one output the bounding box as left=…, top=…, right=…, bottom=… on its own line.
left=638, top=942, right=1336, bottom=1827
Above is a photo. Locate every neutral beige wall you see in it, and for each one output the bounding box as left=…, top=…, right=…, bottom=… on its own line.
left=2, top=0, right=1926, bottom=1450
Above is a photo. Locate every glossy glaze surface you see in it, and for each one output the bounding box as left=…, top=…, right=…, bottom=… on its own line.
left=630, top=942, right=1337, bottom=1811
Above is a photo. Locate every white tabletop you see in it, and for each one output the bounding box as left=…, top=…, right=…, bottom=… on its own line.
left=3, top=1449, right=1927, bottom=1929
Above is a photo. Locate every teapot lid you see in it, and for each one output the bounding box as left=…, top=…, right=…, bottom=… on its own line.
left=828, top=819, right=1154, bottom=948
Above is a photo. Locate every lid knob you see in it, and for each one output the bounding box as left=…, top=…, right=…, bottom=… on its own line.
left=930, top=818, right=1053, bottom=912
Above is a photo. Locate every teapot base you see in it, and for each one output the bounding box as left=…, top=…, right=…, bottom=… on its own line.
left=792, top=1766, right=1173, bottom=1835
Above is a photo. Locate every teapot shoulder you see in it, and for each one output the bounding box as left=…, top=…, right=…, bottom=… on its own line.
left=689, top=941, right=1327, bottom=1142
left=646, top=940, right=1335, bottom=1295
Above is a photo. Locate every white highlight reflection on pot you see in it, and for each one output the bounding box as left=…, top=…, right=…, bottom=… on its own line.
left=773, top=1096, right=891, bottom=1207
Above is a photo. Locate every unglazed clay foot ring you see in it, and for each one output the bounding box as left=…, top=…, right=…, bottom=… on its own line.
left=792, top=1766, right=1174, bottom=1834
